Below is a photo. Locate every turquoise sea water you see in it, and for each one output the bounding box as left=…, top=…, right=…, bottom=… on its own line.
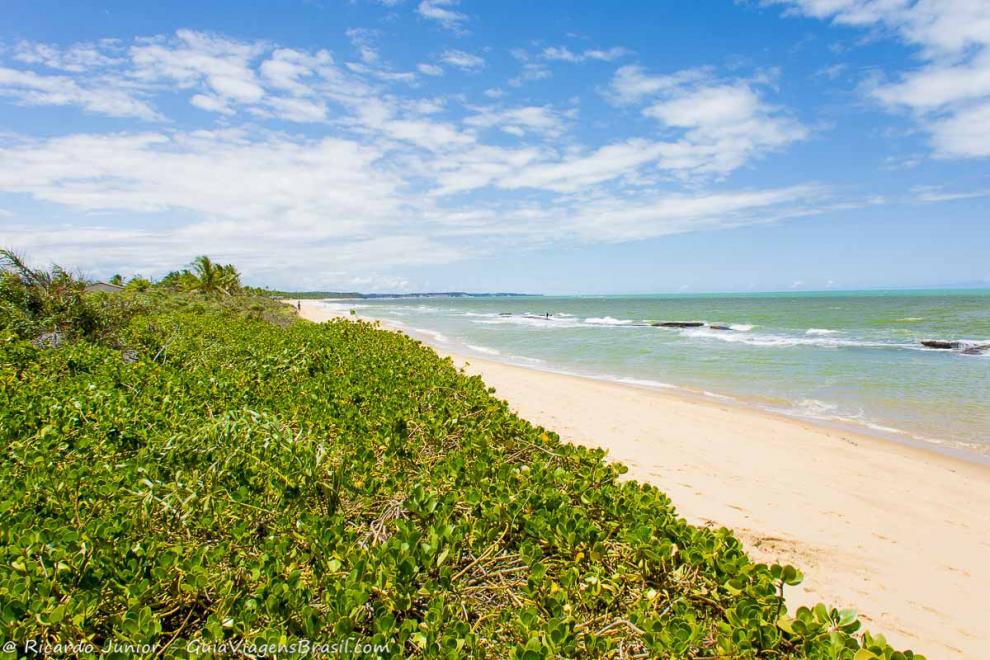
left=318, top=291, right=990, bottom=460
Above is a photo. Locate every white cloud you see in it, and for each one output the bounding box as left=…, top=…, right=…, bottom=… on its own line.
left=772, top=0, right=990, bottom=57
left=439, top=49, right=485, bottom=71
left=263, top=96, right=329, bottom=122
left=259, top=48, right=333, bottom=94
left=1, top=30, right=377, bottom=124
left=0, top=122, right=829, bottom=282
left=0, top=66, right=159, bottom=119
left=0, top=221, right=461, bottom=290
left=464, top=105, right=566, bottom=138
left=495, top=139, right=667, bottom=192
left=607, top=66, right=808, bottom=176
left=543, top=45, right=629, bottom=63
left=926, top=101, right=990, bottom=157
left=772, top=0, right=990, bottom=158
left=0, top=28, right=831, bottom=286
left=608, top=65, right=712, bottom=104
left=645, top=84, right=761, bottom=127
left=190, top=93, right=234, bottom=115
left=871, top=51, right=990, bottom=111
left=644, top=83, right=807, bottom=174
left=417, top=62, right=444, bottom=76
left=130, top=29, right=267, bottom=103
left=504, top=49, right=551, bottom=87
left=417, top=0, right=468, bottom=32
left=12, top=40, right=123, bottom=72
left=565, top=185, right=826, bottom=242
left=346, top=28, right=381, bottom=64
left=0, top=131, right=400, bottom=226
left=912, top=185, right=990, bottom=202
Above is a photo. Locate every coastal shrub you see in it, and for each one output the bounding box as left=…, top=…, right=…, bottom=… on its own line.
left=0, top=295, right=921, bottom=658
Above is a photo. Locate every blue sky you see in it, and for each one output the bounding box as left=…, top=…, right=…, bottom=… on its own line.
left=0, top=0, right=988, bottom=293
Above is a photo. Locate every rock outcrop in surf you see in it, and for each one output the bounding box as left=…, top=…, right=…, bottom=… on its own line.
left=921, top=340, right=961, bottom=349
left=920, top=340, right=990, bottom=355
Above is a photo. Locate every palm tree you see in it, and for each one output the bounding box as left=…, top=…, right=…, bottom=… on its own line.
left=187, top=256, right=241, bottom=295
left=216, top=263, right=242, bottom=295
left=1, top=248, right=93, bottom=337
left=191, top=255, right=219, bottom=293
left=0, top=249, right=53, bottom=291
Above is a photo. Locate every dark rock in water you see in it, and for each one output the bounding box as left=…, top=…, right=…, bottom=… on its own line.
left=499, top=312, right=512, bottom=316
left=961, top=344, right=990, bottom=355
left=709, top=324, right=733, bottom=331
left=652, top=321, right=705, bottom=328
left=921, top=340, right=961, bottom=350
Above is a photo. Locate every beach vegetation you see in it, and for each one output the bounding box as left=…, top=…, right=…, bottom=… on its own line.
left=0, top=256, right=922, bottom=658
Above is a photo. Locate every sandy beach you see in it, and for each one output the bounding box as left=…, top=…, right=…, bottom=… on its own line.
left=290, top=299, right=990, bottom=657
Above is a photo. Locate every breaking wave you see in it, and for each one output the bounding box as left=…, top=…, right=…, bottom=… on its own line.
left=466, top=344, right=501, bottom=356
left=584, top=316, right=636, bottom=326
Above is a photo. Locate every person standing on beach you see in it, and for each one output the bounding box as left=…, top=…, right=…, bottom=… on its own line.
left=297, top=300, right=301, bottom=311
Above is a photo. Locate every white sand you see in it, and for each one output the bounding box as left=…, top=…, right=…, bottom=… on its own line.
left=289, top=299, right=990, bottom=657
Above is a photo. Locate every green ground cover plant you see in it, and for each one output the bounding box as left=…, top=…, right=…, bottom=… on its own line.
left=0, top=260, right=920, bottom=658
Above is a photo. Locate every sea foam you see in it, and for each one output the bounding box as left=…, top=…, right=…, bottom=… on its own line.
left=584, top=316, right=635, bottom=325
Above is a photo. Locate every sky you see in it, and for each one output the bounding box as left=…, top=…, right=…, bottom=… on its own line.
left=0, top=0, right=988, bottom=294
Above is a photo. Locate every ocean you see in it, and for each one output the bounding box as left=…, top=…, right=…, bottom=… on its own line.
left=316, top=290, right=990, bottom=461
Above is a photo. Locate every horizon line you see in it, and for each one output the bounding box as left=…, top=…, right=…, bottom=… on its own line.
left=296, top=284, right=990, bottom=298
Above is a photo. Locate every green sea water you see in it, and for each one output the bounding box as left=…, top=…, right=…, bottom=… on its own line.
left=319, top=290, right=990, bottom=460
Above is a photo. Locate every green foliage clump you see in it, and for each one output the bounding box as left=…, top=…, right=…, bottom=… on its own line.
left=0, top=250, right=140, bottom=346
left=0, top=291, right=920, bottom=657
left=159, top=256, right=242, bottom=296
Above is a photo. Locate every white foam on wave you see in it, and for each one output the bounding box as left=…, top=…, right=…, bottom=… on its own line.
left=795, top=398, right=839, bottom=416
left=474, top=315, right=584, bottom=329
left=508, top=354, right=546, bottom=365
left=680, top=327, right=914, bottom=350
left=317, top=301, right=365, bottom=313
left=584, top=316, right=635, bottom=326
left=611, top=376, right=677, bottom=389
left=466, top=344, right=501, bottom=356
left=786, top=399, right=916, bottom=437
left=806, top=328, right=838, bottom=335
left=729, top=324, right=754, bottom=332
left=407, top=325, right=448, bottom=343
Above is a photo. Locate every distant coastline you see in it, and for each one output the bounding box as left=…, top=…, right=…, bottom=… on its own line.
left=275, top=290, right=541, bottom=300
left=274, top=286, right=990, bottom=301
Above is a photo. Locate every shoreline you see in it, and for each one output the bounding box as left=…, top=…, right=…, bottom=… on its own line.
left=286, top=299, right=990, bottom=657
left=447, top=339, right=990, bottom=466
left=310, top=299, right=990, bottom=465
